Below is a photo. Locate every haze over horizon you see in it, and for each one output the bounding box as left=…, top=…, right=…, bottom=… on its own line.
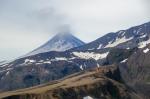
left=0, top=0, right=150, bottom=61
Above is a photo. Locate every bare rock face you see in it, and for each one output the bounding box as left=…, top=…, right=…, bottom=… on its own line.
left=104, top=45, right=150, bottom=99
left=119, top=44, right=150, bottom=99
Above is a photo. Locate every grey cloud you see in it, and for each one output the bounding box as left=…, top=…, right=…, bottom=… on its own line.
left=0, top=0, right=72, bottom=34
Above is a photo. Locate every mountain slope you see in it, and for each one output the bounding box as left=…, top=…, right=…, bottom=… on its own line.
left=0, top=49, right=109, bottom=91
left=0, top=21, right=150, bottom=92
left=27, top=33, right=85, bottom=56
left=102, top=44, right=150, bottom=99
left=73, top=22, right=150, bottom=51
left=0, top=66, right=140, bottom=99
left=118, top=44, right=150, bottom=99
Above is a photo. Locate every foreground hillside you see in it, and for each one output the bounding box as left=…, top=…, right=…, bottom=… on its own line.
left=0, top=66, right=140, bottom=99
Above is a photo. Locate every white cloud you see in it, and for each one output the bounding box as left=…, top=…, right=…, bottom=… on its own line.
left=0, top=0, right=149, bottom=60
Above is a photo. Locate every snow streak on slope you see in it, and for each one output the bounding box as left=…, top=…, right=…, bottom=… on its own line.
left=120, top=59, right=128, bottom=63
left=143, top=48, right=150, bottom=53
left=138, top=39, right=150, bottom=48
left=72, top=22, right=150, bottom=51
left=105, top=36, right=133, bottom=48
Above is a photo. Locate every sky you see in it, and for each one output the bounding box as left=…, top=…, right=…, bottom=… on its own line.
left=0, top=0, right=150, bottom=61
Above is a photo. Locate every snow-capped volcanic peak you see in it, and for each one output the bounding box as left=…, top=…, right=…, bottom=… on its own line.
left=27, top=33, right=85, bottom=56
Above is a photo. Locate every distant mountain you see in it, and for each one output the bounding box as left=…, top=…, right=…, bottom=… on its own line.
left=73, top=22, right=150, bottom=51
left=26, top=33, right=85, bottom=56
left=0, top=21, right=150, bottom=95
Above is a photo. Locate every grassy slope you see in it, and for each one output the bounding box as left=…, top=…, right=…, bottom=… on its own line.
left=0, top=66, right=141, bottom=99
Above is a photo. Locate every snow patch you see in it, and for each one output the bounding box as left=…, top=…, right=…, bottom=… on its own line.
left=36, top=63, right=43, bottom=65
left=6, top=71, right=10, bottom=76
left=25, top=59, right=36, bottom=63
left=140, top=34, right=147, bottom=38
left=121, top=59, right=128, bottom=63
left=97, top=44, right=103, bottom=49
left=118, top=31, right=126, bottom=36
left=105, top=36, right=133, bottom=48
left=138, top=39, right=150, bottom=48
left=97, top=63, right=100, bottom=68
left=43, top=61, right=51, bottom=64
left=121, top=32, right=126, bottom=36
left=55, top=57, right=68, bottom=61
left=80, top=65, right=84, bottom=70
left=73, top=52, right=109, bottom=60
left=143, top=48, right=150, bottom=53
left=83, top=96, right=93, bottom=99
left=69, top=57, right=76, bottom=60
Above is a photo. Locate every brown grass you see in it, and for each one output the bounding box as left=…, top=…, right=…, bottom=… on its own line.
left=0, top=65, right=117, bottom=99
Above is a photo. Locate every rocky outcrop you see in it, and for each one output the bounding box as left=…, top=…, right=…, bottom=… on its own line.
left=105, top=46, right=150, bottom=99
left=119, top=45, right=150, bottom=99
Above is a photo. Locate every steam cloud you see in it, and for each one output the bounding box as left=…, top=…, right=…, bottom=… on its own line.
left=0, top=0, right=72, bottom=34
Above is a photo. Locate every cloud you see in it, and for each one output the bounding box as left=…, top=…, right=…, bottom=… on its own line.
left=143, top=0, right=150, bottom=15
left=0, top=0, right=149, bottom=60
left=0, top=0, right=72, bottom=60
left=0, top=0, right=72, bottom=34
left=51, top=0, right=150, bottom=41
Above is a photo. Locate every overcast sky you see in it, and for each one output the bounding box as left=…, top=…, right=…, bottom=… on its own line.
left=0, top=0, right=150, bottom=61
